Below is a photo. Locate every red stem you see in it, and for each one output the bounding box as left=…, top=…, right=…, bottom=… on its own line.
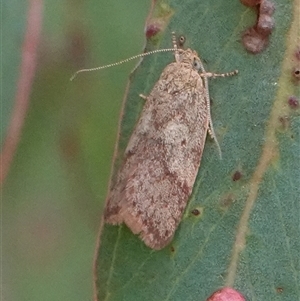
left=0, top=0, right=44, bottom=186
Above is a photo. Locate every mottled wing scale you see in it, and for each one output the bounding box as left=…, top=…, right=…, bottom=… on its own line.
left=104, top=49, right=208, bottom=249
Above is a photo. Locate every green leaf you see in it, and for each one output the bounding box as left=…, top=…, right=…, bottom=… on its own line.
left=1, top=0, right=28, bottom=145
left=2, top=1, right=149, bottom=300
left=96, top=0, right=299, bottom=300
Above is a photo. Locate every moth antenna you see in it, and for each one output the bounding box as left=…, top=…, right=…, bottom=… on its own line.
left=196, top=57, right=223, bottom=159
left=171, top=31, right=180, bottom=62
left=70, top=48, right=177, bottom=81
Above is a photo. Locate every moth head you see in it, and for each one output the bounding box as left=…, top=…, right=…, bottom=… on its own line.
left=192, top=57, right=202, bottom=71
left=179, top=49, right=202, bottom=71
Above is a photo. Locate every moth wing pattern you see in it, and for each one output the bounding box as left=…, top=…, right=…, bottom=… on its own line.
left=104, top=49, right=209, bottom=250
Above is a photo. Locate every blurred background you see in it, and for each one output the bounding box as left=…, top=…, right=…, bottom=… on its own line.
left=2, top=1, right=150, bottom=300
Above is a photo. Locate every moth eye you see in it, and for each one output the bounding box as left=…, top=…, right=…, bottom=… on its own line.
left=193, top=58, right=201, bottom=70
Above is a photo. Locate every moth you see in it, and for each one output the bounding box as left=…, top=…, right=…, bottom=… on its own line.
left=72, top=32, right=238, bottom=250
left=102, top=33, right=238, bottom=250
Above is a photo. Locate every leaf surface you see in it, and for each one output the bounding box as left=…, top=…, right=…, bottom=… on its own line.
left=96, top=0, right=299, bottom=300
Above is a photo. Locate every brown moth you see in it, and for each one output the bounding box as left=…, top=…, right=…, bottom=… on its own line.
left=103, top=32, right=238, bottom=250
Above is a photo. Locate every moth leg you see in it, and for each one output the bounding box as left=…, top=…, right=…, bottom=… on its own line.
left=195, top=60, right=223, bottom=159
left=139, top=94, right=148, bottom=100
left=207, top=125, right=222, bottom=159
left=198, top=70, right=238, bottom=79
left=208, top=127, right=217, bottom=141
